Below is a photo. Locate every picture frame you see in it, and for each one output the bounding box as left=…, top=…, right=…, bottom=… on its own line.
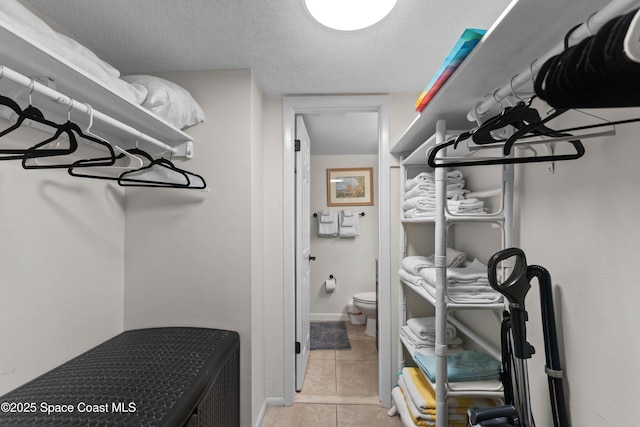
left=326, top=167, right=374, bottom=206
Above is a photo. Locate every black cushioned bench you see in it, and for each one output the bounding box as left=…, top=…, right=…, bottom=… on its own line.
left=0, top=327, right=240, bottom=426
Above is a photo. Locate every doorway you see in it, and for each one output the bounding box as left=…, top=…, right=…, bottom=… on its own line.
left=283, top=95, right=392, bottom=407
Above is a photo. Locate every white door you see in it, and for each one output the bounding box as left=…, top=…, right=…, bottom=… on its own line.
left=295, top=115, right=312, bottom=391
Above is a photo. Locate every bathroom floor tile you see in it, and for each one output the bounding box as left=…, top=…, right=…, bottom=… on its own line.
left=345, top=322, right=368, bottom=338
left=336, top=335, right=378, bottom=361
left=336, top=360, right=378, bottom=396
left=299, top=358, right=336, bottom=395
left=337, top=404, right=403, bottom=427
left=268, top=322, right=384, bottom=426
left=310, top=349, right=336, bottom=360
left=262, top=403, right=337, bottom=427
left=295, top=394, right=379, bottom=405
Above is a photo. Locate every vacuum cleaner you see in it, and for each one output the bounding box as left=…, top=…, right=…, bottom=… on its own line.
left=467, top=248, right=568, bottom=427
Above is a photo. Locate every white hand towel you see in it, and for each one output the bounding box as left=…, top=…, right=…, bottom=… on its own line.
left=319, top=210, right=333, bottom=223
left=339, top=209, right=359, bottom=237
left=317, top=211, right=338, bottom=237
left=341, top=209, right=356, bottom=226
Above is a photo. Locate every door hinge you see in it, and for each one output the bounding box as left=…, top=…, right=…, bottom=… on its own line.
left=295, top=341, right=301, bottom=354
left=294, top=139, right=301, bottom=152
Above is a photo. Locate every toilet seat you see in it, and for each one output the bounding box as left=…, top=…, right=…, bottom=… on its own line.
left=353, top=292, right=376, bottom=304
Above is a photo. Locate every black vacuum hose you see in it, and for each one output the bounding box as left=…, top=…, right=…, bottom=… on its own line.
left=526, top=265, right=569, bottom=427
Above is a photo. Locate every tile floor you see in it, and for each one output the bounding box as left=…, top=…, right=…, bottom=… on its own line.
left=261, top=322, right=402, bottom=427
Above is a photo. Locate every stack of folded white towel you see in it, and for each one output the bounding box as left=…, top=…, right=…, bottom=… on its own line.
left=400, top=316, right=462, bottom=350
left=420, top=258, right=503, bottom=304
left=402, top=170, right=486, bottom=218
left=316, top=209, right=359, bottom=238
left=398, top=247, right=467, bottom=287
left=398, top=248, right=502, bottom=304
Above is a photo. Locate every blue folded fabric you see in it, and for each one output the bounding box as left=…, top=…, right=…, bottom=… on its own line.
left=413, top=350, right=500, bottom=382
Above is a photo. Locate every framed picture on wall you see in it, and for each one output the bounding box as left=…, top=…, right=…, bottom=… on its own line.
left=326, top=167, right=374, bottom=206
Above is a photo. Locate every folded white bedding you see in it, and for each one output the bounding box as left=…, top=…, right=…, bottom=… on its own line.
left=0, top=0, right=147, bottom=105
left=122, top=75, right=206, bottom=129
left=0, top=0, right=207, bottom=131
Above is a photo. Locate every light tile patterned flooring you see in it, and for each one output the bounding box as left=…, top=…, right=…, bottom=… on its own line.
left=262, top=322, right=402, bottom=427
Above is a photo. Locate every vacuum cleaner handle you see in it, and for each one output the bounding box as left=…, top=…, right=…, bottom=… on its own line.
left=468, top=405, right=520, bottom=425
left=488, top=248, right=535, bottom=360
left=488, top=247, right=531, bottom=309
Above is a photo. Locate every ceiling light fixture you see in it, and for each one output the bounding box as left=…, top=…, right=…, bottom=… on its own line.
left=304, top=0, right=398, bottom=31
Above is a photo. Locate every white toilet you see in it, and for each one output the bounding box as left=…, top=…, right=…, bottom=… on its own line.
left=352, top=291, right=377, bottom=337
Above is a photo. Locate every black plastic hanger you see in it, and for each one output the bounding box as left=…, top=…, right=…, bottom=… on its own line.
left=118, top=157, right=207, bottom=189
left=22, top=121, right=116, bottom=169
left=22, top=100, right=118, bottom=169
left=68, top=147, right=152, bottom=181
left=469, top=98, right=536, bottom=145
left=535, top=9, right=640, bottom=109
left=426, top=133, right=585, bottom=168
left=0, top=88, right=77, bottom=160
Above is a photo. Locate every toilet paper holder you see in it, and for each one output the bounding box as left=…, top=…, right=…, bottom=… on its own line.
left=325, top=275, right=337, bottom=292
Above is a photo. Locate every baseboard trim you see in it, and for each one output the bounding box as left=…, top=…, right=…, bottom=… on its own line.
left=255, top=397, right=286, bottom=427
left=310, top=313, right=349, bottom=322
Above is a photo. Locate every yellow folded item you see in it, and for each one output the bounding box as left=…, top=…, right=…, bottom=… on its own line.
left=406, top=367, right=500, bottom=412
left=397, top=386, right=467, bottom=427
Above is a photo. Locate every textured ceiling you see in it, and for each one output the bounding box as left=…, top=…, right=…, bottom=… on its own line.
left=23, top=0, right=511, bottom=96
left=22, top=0, right=511, bottom=154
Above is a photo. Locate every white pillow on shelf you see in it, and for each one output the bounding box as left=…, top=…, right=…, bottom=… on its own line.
left=0, top=0, right=147, bottom=105
left=122, top=75, right=206, bottom=129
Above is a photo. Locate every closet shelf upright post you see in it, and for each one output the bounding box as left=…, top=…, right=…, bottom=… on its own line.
left=433, top=119, right=449, bottom=426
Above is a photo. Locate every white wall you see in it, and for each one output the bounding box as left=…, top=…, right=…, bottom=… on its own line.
left=0, top=127, right=125, bottom=394
left=261, top=95, right=285, bottom=402
left=310, top=154, right=378, bottom=320
left=122, top=70, right=259, bottom=427
left=514, top=107, right=640, bottom=426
